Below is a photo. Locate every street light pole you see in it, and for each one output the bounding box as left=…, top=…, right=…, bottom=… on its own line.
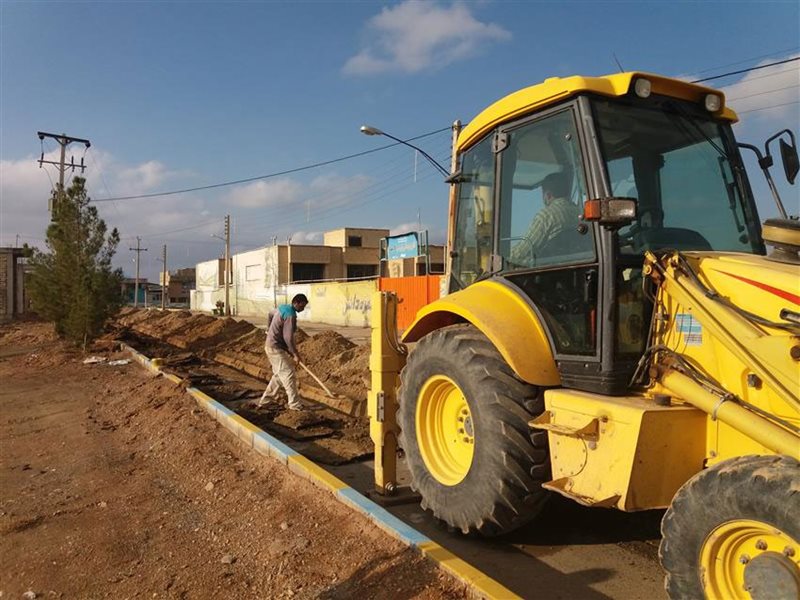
left=224, top=215, right=231, bottom=316
left=359, top=126, right=450, bottom=177
left=212, top=215, right=232, bottom=316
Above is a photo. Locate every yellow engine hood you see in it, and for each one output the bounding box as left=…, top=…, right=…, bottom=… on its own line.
left=684, top=252, right=800, bottom=324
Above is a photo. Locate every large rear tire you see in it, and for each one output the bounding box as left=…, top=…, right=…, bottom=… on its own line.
left=660, top=455, right=800, bottom=600
left=398, top=324, right=550, bottom=536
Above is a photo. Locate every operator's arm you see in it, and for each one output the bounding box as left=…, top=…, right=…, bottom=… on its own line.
left=525, top=212, right=549, bottom=254
left=509, top=213, right=548, bottom=264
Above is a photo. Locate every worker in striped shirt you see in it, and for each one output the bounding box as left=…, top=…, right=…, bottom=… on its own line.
left=509, top=171, right=582, bottom=267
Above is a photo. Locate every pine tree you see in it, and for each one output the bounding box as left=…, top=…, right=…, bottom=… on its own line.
left=28, top=177, right=123, bottom=345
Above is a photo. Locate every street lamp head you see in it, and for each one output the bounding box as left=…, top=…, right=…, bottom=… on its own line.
left=359, top=123, right=451, bottom=178
left=360, top=125, right=383, bottom=136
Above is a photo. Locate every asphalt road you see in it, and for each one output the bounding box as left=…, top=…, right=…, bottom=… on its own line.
left=329, top=458, right=667, bottom=600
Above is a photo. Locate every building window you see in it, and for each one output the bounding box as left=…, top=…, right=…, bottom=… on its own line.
left=347, top=264, right=377, bottom=280
left=292, top=263, right=325, bottom=282
left=417, top=263, right=445, bottom=275
left=245, top=264, right=263, bottom=282
left=348, top=235, right=362, bottom=247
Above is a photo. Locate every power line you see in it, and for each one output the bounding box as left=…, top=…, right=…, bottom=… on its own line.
left=737, top=100, right=800, bottom=115
left=688, top=46, right=799, bottom=77
left=691, top=57, right=800, bottom=83
left=254, top=163, right=448, bottom=243
left=722, top=66, right=800, bottom=86
left=84, top=61, right=796, bottom=249
left=128, top=130, right=452, bottom=243
left=227, top=142, right=451, bottom=236
left=86, top=147, right=124, bottom=220
left=86, top=59, right=794, bottom=215
left=231, top=148, right=452, bottom=237
left=92, top=126, right=451, bottom=203
left=727, top=83, right=799, bottom=102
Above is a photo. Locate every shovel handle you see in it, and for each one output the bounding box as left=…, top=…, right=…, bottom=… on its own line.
left=299, top=361, right=334, bottom=397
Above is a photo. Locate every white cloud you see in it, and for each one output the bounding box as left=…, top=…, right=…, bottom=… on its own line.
left=224, top=178, right=304, bottom=208
left=308, top=173, right=373, bottom=206
left=224, top=172, right=374, bottom=215
left=390, top=221, right=421, bottom=236
left=0, top=149, right=215, bottom=281
left=390, top=221, right=446, bottom=245
left=289, top=230, right=323, bottom=244
left=115, top=160, right=171, bottom=191
left=720, top=54, right=800, bottom=122
left=343, top=1, right=511, bottom=76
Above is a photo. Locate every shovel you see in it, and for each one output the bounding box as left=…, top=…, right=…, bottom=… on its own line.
left=299, top=361, right=334, bottom=398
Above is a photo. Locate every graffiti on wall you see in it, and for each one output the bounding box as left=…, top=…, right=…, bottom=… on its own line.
left=196, top=260, right=218, bottom=291
left=308, top=280, right=376, bottom=327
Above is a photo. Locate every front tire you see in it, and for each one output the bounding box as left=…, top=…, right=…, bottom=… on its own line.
left=398, top=324, right=550, bottom=536
left=660, top=455, right=800, bottom=600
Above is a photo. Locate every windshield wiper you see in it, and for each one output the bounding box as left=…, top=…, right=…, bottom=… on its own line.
left=664, top=101, right=750, bottom=238
left=664, top=100, right=730, bottom=162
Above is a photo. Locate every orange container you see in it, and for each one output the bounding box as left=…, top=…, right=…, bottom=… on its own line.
left=378, top=275, right=442, bottom=330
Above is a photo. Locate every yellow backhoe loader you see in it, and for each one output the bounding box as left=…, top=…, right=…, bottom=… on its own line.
left=368, top=73, right=800, bottom=599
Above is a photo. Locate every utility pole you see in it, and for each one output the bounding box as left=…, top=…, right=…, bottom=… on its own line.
left=159, top=244, right=167, bottom=310
left=37, top=132, right=91, bottom=219
left=129, top=237, right=148, bottom=308
left=224, top=214, right=231, bottom=316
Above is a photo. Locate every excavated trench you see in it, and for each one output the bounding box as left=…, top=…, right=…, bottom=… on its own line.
left=106, top=308, right=372, bottom=465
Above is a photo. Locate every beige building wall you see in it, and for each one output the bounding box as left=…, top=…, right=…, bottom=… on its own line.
left=192, top=227, right=393, bottom=314
left=343, top=246, right=380, bottom=265
left=323, top=227, right=388, bottom=249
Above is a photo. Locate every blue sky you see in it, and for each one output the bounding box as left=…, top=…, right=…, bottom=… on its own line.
left=1, top=1, right=798, bottom=280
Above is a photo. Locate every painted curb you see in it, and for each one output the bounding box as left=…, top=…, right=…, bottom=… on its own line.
left=122, top=343, right=520, bottom=600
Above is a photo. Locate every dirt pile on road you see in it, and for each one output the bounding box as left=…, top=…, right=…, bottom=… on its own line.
left=0, top=321, right=81, bottom=368
left=116, top=308, right=255, bottom=351
left=112, top=309, right=370, bottom=402
left=0, top=321, right=465, bottom=599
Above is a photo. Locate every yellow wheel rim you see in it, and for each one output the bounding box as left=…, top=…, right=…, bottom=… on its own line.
left=415, top=375, right=475, bottom=486
left=701, top=518, right=800, bottom=600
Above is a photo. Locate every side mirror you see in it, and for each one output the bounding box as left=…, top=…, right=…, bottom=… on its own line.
left=583, top=197, right=637, bottom=227
left=779, top=138, right=799, bottom=185
left=765, top=129, right=798, bottom=186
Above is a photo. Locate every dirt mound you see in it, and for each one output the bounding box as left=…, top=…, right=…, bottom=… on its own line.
left=298, top=330, right=356, bottom=363
left=312, top=344, right=371, bottom=401
left=0, top=321, right=58, bottom=347
left=116, top=309, right=254, bottom=351
left=109, top=309, right=370, bottom=403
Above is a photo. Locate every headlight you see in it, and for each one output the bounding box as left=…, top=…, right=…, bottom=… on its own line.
left=704, top=94, right=722, bottom=112
left=634, top=78, right=652, bottom=98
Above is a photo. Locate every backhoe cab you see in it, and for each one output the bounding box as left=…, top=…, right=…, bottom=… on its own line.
left=369, top=72, right=800, bottom=599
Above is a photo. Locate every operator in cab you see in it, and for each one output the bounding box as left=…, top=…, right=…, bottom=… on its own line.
left=509, top=171, right=582, bottom=266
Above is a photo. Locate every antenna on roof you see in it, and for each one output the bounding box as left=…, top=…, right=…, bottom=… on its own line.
left=612, top=53, right=625, bottom=73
